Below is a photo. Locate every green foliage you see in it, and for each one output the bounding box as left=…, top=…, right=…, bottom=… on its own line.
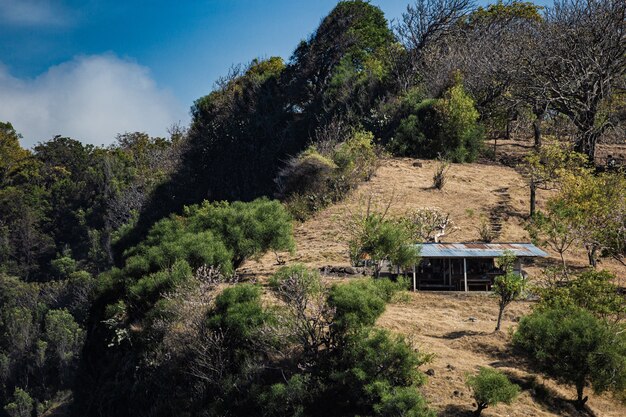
left=328, top=279, right=388, bottom=333
left=552, top=170, right=626, bottom=266
left=281, top=130, right=379, bottom=220
left=493, top=250, right=525, bottom=331
left=3, top=388, right=33, bottom=417
left=333, top=130, right=378, bottom=182
left=348, top=213, right=420, bottom=277
left=466, top=367, right=519, bottom=416
left=50, top=248, right=77, bottom=279
left=387, top=80, right=484, bottom=162
left=538, top=270, right=626, bottom=322
left=332, top=329, right=434, bottom=417
left=513, top=307, right=626, bottom=408
left=44, top=309, right=84, bottom=368
left=208, top=284, right=269, bottom=340
left=434, top=78, right=483, bottom=162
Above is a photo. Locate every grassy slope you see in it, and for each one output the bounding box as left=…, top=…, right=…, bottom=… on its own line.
left=243, top=139, right=626, bottom=416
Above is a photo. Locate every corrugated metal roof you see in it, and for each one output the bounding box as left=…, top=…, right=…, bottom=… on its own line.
left=417, top=242, right=548, bottom=258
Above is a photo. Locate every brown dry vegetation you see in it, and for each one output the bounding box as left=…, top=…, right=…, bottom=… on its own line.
left=241, top=140, right=626, bottom=416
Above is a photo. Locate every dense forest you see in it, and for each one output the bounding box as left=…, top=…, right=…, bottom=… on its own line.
left=1, top=1, right=625, bottom=416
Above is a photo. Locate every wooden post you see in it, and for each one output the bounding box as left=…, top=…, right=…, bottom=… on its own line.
left=463, top=258, right=468, bottom=292
left=412, top=265, right=417, bottom=292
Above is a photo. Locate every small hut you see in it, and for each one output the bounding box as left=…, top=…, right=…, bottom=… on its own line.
left=411, top=242, right=548, bottom=291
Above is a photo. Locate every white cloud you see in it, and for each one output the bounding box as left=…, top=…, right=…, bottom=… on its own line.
left=0, top=54, right=188, bottom=147
left=0, top=0, right=73, bottom=27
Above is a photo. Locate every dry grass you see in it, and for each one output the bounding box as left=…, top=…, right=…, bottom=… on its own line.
left=379, top=292, right=626, bottom=417
left=244, top=153, right=624, bottom=278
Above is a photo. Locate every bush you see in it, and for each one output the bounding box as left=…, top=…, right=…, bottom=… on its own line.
left=387, top=79, right=484, bottom=163
left=331, top=329, right=434, bottom=417
left=328, top=279, right=387, bottom=333
left=466, top=367, right=519, bottom=416
left=208, top=284, right=270, bottom=341
left=432, top=159, right=450, bottom=190
left=513, top=307, right=626, bottom=409
left=279, top=130, right=379, bottom=220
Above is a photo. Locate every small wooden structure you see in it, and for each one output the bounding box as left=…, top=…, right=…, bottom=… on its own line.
left=411, top=242, right=548, bottom=292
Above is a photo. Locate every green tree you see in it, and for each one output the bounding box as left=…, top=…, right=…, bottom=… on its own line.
left=348, top=213, right=420, bottom=278
left=433, top=77, right=484, bottom=162
left=539, top=270, right=626, bottom=323
left=466, top=367, right=519, bottom=416
left=3, top=388, right=33, bottom=417
left=44, top=309, right=85, bottom=372
left=493, top=250, right=526, bottom=331
left=513, top=307, right=626, bottom=409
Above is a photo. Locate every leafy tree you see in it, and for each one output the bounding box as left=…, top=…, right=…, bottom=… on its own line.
left=513, top=307, right=626, bottom=409
left=348, top=213, right=420, bottom=278
left=538, top=269, right=626, bottom=323
left=526, top=203, right=577, bottom=272
left=554, top=170, right=626, bottom=267
left=466, top=367, right=519, bottom=416
left=387, top=78, right=483, bottom=162
left=493, top=250, right=526, bottom=331
left=433, top=77, right=484, bottom=162
left=0, top=122, right=30, bottom=186
left=3, top=388, right=33, bottom=417
left=522, top=141, right=588, bottom=216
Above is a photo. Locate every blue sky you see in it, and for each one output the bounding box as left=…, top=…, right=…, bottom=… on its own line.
left=0, top=0, right=550, bottom=147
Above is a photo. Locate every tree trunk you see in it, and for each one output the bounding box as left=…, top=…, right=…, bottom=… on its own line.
left=495, top=305, right=504, bottom=331
left=474, top=403, right=487, bottom=416
left=532, top=109, right=544, bottom=149
left=586, top=245, right=598, bottom=268
left=529, top=180, right=537, bottom=217
left=575, top=383, right=588, bottom=410
left=574, top=129, right=600, bottom=162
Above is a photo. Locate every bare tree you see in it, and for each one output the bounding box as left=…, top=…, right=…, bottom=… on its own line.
left=407, top=207, right=458, bottom=242
left=530, top=0, right=626, bottom=160
left=396, top=0, right=476, bottom=55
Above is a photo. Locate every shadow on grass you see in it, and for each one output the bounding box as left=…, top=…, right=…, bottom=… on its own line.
left=437, top=404, right=474, bottom=417
left=437, top=330, right=489, bottom=340
left=499, top=371, right=597, bottom=417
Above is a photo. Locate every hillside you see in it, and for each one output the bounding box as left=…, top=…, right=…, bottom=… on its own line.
left=246, top=145, right=625, bottom=279
left=243, top=142, right=626, bottom=417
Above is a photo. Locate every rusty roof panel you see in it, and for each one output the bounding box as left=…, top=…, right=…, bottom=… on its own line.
left=417, top=242, right=548, bottom=258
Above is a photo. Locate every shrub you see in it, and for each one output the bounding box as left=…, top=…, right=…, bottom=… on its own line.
left=276, top=147, right=337, bottom=200
left=279, top=130, right=379, bottom=220
left=513, top=307, right=626, bottom=409
left=333, top=130, right=378, bottom=183
left=332, top=329, right=434, bottom=417
left=207, top=284, right=269, bottom=341
left=432, top=159, right=450, bottom=190
left=466, top=367, right=519, bottom=416
left=44, top=309, right=85, bottom=369
left=434, top=79, right=484, bottom=163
